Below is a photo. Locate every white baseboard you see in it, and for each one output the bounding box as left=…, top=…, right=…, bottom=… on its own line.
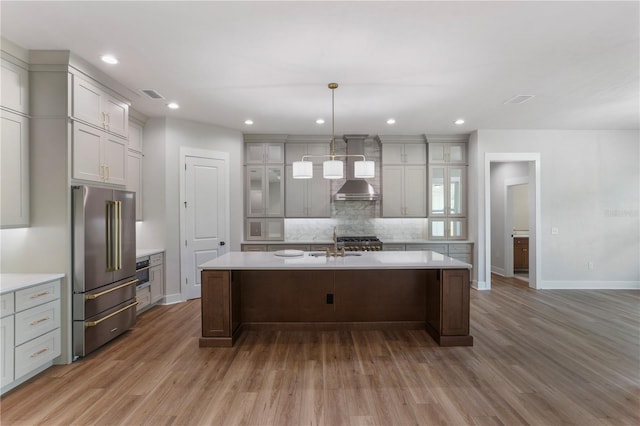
left=163, top=293, right=184, bottom=305
left=491, top=266, right=506, bottom=276
left=540, top=280, right=640, bottom=290
left=472, top=280, right=490, bottom=291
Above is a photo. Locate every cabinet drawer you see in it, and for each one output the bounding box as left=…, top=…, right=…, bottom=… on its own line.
left=15, top=328, right=61, bottom=380
left=242, top=244, right=268, bottom=252
left=267, top=245, right=309, bottom=251
left=15, top=300, right=60, bottom=346
left=136, top=286, right=151, bottom=312
left=383, top=244, right=406, bottom=251
left=406, top=244, right=448, bottom=254
left=449, top=254, right=472, bottom=264
left=150, top=253, right=163, bottom=266
left=1, top=293, right=14, bottom=317
left=15, top=281, right=60, bottom=312
left=514, top=238, right=529, bottom=246
left=448, top=243, right=472, bottom=254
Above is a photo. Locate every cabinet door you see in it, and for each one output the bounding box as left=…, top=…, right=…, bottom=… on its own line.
left=382, top=144, right=404, bottom=164
left=201, top=271, right=231, bottom=337
left=403, top=144, right=426, bottom=165
left=285, top=143, right=306, bottom=165
left=103, top=97, right=129, bottom=138
left=382, top=166, right=404, bottom=217
left=265, top=166, right=284, bottom=216
left=285, top=165, right=307, bottom=217
left=73, top=123, right=104, bottom=183
left=428, top=143, right=447, bottom=163
left=245, top=143, right=265, bottom=164
left=103, top=134, right=127, bottom=186
left=150, top=265, right=163, bottom=304
left=308, top=166, right=330, bottom=217
left=428, top=166, right=446, bottom=216
left=128, top=122, right=143, bottom=152
left=246, top=219, right=265, bottom=240
left=403, top=166, right=426, bottom=217
left=448, top=166, right=466, bottom=216
left=127, top=150, right=143, bottom=220
left=447, top=219, right=467, bottom=240
left=447, top=143, right=467, bottom=164
left=265, top=219, right=284, bottom=240
left=246, top=166, right=265, bottom=216
left=1, top=110, right=29, bottom=228
left=428, top=219, right=447, bottom=240
left=265, top=143, right=284, bottom=164
left=1, top=315, right=14, bottom=387
left=73, top=76, right=105, bottom=129
left=1, top=59, right=29, bottom=114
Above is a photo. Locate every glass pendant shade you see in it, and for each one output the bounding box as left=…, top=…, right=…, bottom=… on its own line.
left=354, top=160, right=375, bottom=178
left=323, top=160, right=343, bottom=179
left=292, top=161, right=313, bottom=179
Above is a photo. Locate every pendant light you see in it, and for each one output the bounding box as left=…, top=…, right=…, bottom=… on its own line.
left=292, top=83, right=375, bottom=180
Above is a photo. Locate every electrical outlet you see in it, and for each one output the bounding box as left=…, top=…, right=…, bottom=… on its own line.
left=588, top=261, right=594, bottom=270
left=551, top=227, right=559, bottom=235
left=326, top=293, right=334, bottom=304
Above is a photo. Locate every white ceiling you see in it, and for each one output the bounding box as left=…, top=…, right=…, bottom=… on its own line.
left=1, top=1, right=638, bottom=136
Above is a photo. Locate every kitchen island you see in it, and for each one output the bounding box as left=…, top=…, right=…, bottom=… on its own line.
left=198, top=251, right=473, bottom=347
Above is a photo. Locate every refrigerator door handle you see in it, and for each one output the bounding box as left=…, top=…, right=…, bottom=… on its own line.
left=106, top=201, right=113, bottom=271
left=116, top=200, right=122, bottom=271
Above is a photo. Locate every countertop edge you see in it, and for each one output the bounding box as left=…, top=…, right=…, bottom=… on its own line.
left=136, top=248, right=165, bottom=258
left=0, top=273, right=65, bottom=295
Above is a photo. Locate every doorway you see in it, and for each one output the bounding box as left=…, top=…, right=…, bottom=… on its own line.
left=179, top=148, right=229, bottom=300
left=484, top=153, right=541, bottom=290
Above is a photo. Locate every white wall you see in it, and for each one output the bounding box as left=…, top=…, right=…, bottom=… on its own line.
left=472, top=129, right=640, bottom=289
left=136, top=117, right=243, bottom=303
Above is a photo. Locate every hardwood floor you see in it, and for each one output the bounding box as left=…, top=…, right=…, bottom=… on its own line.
left=2, top=275, right=639, bottom=425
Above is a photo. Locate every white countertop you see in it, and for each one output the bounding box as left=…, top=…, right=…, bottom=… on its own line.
left=0, top=273, right=65, bottom=294
left=136, top=248, right=164, bottom=258
left=199, top=251, right=471, bottom=271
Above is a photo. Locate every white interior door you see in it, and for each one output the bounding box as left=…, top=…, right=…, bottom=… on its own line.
left=182, top=154, right=228, bottom=300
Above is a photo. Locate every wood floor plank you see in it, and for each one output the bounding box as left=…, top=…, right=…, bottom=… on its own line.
left=1, top=274, right=638, bottom=425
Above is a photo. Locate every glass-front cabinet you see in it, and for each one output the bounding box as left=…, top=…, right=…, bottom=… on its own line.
left=246, top=165, right=284, bottom=217
left=427, top=137, right=468, bottom=240
left=428, top=165, right=466, bottom=217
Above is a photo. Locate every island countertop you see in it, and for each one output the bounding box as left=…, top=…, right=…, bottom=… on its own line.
left=199, top=250, right=471, bottom=271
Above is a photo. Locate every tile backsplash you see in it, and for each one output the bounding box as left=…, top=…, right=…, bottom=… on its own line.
left=285, top=217, right=428, bottom=242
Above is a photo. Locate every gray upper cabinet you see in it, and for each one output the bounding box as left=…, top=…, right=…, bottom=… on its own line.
left=285, top=165, right=330, bottom=217
left=72, top=74, right=129, bottom=139
left=428, top=142, right=466, bottom=164
left=245, top=142, right=284, bottom=164
left=0, top=55, right=30, bottom=228
left=1, top=58, right=29, bottom=115
left=246, top=165, right=284, bottom=217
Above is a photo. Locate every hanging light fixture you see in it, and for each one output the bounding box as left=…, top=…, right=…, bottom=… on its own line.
left=292, top=83, right=375, bottom=180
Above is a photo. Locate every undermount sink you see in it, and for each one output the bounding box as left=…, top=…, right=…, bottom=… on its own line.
left=308, top=252, right=362, bottom=257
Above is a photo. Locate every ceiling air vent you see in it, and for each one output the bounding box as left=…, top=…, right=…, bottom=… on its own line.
left=504, top=94, right=535, bottom=104
left=141, top=89, right=165, bottom=99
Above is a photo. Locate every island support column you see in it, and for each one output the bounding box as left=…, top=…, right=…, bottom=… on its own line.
left=200, top=270, right=241, bottom=347
left=425, top=269, right=473, bottom=346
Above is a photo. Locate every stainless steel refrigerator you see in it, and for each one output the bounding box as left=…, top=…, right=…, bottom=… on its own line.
left=72, top=185, right=137, bottom=358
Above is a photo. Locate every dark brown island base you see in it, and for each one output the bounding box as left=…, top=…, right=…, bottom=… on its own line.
left=198, top=251, right=473, bottom=348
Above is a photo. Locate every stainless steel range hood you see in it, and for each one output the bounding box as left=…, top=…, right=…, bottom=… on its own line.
left=334, top=135, right=379, bottom=201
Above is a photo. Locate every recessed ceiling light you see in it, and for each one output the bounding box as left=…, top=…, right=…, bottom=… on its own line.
left=244, top=119, right=254, bottom=125
left=100, top=54, right=118, bottom=65
left=167, top=102, right=180, bottom=109
left=316, top=118, right=325, bottom=124
left=386, top=118, right=396, bottom=125
left=454, top=119, right=465, bottom=125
